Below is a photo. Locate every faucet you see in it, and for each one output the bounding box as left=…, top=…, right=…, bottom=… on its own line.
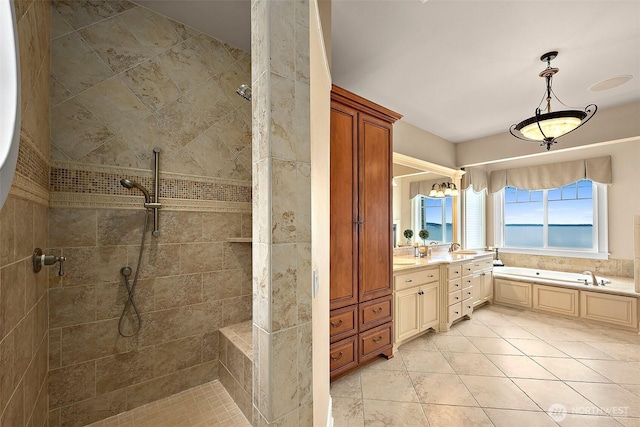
left=449, top=242, right=461, bottom=253
left=582, top=270, right=598, bottom=286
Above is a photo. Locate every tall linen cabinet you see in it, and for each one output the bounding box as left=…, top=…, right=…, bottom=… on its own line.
left=329, top=85, right=402, bottom=380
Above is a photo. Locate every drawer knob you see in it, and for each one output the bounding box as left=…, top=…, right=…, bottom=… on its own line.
left=455, top=296, right=459, bottom=300
left=454, top=311, right=459, bottom=315
left=427, top=275, right=434, bottom=278
left=405, top=279, right=413, bottom=283
left=330, top=351, right=344, bottom=361
left=455, top=284, right=459, bottom=287
left=372, top=336, right=383, bottom=343
left=372, top=307, right=383, bottom=314
left=330, top=319, right=343, bottom=328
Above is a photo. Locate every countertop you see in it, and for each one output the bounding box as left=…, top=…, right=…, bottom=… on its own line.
left=392, top=251, right=493, bottom=272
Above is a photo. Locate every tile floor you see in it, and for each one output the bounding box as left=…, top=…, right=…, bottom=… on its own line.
left=86, top=380, right=250, bottom=427
left=331, top=304, right=640, bottom=426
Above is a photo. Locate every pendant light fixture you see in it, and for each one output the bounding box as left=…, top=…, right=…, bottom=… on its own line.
left=510, top=51, right=597, bottom=151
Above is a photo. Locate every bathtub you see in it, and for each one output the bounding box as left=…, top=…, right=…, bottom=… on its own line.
left=493, top=266, right=610, bottom=288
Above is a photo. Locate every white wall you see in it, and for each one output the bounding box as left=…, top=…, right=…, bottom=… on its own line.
left=484, top=140, right=640, bottom=259
left=310, top=1, right=331, bottom=425
left=394, top=120, right=457, bottom=169
left=455, top=102, right=640, bottom=167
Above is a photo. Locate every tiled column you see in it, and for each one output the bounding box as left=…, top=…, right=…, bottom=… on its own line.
left=251, top=0, right=312, bottom=425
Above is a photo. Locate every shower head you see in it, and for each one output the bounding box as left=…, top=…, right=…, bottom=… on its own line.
left=236, top=84, right=252, bottom=101
left=120, top=179, right=151, bottom=203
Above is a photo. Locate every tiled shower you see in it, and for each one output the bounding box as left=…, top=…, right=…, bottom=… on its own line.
left=47, top=2, right=253, bottom=425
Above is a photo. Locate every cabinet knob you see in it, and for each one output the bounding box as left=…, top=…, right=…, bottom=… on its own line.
left=372, top=336, right=383, bottom=343
left=372, top=307, right=383, bottom=315
left=330, top=319, right=343, bottom=328
left=330, top=351, right=344, bottom=361
left=418, top=291, right=424, bottom=295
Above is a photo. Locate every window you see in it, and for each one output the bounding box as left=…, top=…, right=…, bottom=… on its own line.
left=494, top=179, right=608, bottom=258
left=412, top=195, right=452, bottom=243
left=464, top=187, right=486, bottom=250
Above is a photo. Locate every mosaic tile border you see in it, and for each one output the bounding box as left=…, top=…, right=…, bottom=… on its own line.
left=50, top=161, right=252, bottom=209
left=49, top=193, right=251, bottom=212
left=16, top=131, right=49, bottom=190
left=10, top=173, right=50, bottom=206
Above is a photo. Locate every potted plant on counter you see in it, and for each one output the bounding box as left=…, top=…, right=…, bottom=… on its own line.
left=418, top=229, right=429, bottom=246
left=403, top=229, right=413, bottom=245
left=418, top=229, right=429, bottom=257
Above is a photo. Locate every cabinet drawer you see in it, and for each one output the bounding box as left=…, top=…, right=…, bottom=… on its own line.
left=330, top=305, right=358, bottom=343
left=448, top=278, right=462, bottom=292
left=359, top=295, right=392, bottom=332
left=462, top=276, right=474, bottom=289
left=330, top=336, right=358, bottom=377
left=462, top=300, right=473, bottom=317
left=447, top=265, right=462, bottom=280
left=462, top=262, right=476, bottom=276
left=448, top=302, right=462, bottom=322
left=359, top=322, right=392, bottom=362
left=462, top=287, right=473, bottom=301
left=478, top=258, right=493, bottom=270
left=394, top=268, right=439, bottom=291
left=448, top=290, right=463, bottom=306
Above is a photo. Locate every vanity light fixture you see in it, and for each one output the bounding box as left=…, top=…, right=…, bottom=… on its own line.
left=428, top=182, right=458, bottom=198
left=509, top=51, right=597, bottom=151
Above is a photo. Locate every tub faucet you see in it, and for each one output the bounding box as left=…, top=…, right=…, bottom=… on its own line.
left=449, top=242, right=461, bottom=253
left=583, top=270, right=598, bottom=286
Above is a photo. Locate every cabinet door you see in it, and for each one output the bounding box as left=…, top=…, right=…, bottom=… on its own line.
left=358, top=112, right=393, bottom=302
left=482, top=270, right=494, bottom=301
left=395, top=287, right=420, bottom=342
left=471, top=274, right=482, bottom=307
left=419, top=284, right=439, bottom=331
left=330, top=101, right=359, bottom=310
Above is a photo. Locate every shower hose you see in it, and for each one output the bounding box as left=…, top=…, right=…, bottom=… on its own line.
left=118, top=209, right=149, bottom=337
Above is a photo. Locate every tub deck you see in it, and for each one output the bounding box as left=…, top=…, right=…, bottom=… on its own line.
left=493, top=266, right=638, bottom=297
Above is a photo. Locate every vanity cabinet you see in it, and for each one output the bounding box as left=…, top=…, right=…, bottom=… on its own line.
left=394, top=267, right=439, bottom=346
left=471, top=256, right=494, bottom=307
left=329, top=85, right=402, bottom=381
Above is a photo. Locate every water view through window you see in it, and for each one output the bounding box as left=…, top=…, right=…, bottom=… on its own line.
left=504, top=180, right=594, bottom=249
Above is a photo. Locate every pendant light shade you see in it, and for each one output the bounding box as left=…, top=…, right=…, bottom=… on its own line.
left=510, top=51, right=597, bottom=151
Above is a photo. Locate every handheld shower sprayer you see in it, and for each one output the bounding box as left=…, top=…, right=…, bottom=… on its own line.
left=120, top=179, right=151, bottom=204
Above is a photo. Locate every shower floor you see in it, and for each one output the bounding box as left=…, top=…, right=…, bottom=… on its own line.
left=86, top=380, right=250, bottom=427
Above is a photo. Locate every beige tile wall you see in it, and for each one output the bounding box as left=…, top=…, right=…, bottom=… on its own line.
left=47, top=1, right=252, bottom=426
left=252, top=0, right=313, bottom=424
left=0, top=1, right=51, bottom=426
left=500, top=253, right=635, bottom=278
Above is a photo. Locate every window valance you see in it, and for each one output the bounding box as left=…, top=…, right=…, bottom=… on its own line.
left=409, top=178, right=448, bottom=199
left=461, top=167, right=487, bottom=192
left=489, top=156, right=611, bottom=193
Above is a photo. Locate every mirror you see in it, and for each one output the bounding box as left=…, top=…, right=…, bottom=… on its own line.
left=392, top=153, right=463, bottom=247
left=0, top=0, right=21, bottom=209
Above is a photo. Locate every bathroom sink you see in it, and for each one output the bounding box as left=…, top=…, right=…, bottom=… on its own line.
left=453, top=250, right=478, bottom=255
left=393, top=259, right=418, bottom=265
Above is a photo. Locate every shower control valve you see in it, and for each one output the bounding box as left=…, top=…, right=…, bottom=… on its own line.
left=32, top=248, right=66, bottom=276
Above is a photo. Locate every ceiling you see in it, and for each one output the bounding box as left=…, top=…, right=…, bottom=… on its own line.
left=139, top=1, right=640, bottom=143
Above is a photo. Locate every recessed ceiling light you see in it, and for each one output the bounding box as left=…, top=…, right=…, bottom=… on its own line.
left=589, top=75, right=633, bottom=91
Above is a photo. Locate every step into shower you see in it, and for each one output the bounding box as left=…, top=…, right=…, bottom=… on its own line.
left=219, top=321, right=253, bottom=420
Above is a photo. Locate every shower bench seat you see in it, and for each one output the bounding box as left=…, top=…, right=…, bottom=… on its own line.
left=219, top=320, right=253, bottom=420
